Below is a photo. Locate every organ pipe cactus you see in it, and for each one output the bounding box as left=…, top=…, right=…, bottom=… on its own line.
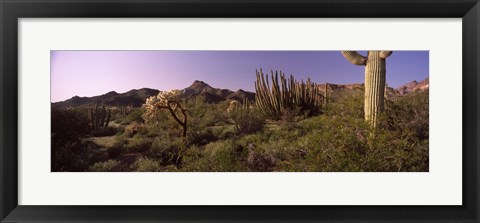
left=142, top=90, right=189, bottom=137
left=255, top=69, right=323, bottom=119
left=89, top=104, right=111, bottom=132
left=341, top=51, right=392, bottom=128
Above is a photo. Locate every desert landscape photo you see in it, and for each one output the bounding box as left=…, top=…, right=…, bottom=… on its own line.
left=51, top=50, right=429, bottom=172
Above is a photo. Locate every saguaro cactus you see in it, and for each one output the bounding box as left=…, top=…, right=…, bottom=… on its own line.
left=341, top=51, right=392, bottom=127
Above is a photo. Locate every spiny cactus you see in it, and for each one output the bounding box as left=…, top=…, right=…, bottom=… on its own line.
left=89, top=104, right=111, bottom=132
left=142, top=90, right=189, bottom=137
left=255, top=69, right=323, bottom=119
left=324, top=82, right=329, bottom=107
left=341, top=51, right=392, bottom=127
left=227, top=98, right=253, bottom=113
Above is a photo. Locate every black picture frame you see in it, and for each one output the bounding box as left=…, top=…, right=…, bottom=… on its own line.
left=1, top=0, right=479, bottom=222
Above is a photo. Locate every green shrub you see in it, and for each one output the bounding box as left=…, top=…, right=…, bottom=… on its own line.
left=187, top=129, right=217, bottom=146
left=149, top=136, right=185, bottom=167
left=131, top=157, right=162, bottom=172
left=229, top=108, right=266, bottom=135
left=119, top=108, right=144, bottom=125
left=51, top=108, right=93, bottom=171
left=208, top=125, right=237, bottom=140
left=51, top=140, right=97, bottom=172
left=124, top=122, right=144, bottom=137
left=202, top=140, right=247, bottom=172
left=126, top=137, right=152, bottom=153
left=88, top=160, right=120, bottom=172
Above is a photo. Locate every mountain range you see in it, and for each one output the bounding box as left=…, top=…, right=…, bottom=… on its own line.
left=52, top=78, right=428, bottom=108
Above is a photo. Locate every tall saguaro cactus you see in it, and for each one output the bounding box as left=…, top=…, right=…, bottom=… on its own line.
left=341, top=51, right=392, bottom=128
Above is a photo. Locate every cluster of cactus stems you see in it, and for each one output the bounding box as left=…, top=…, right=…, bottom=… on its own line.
left=255, top=69, right=323, bottom=119
left=89, top=104, right=111, bottom=132
left=341, top=51, right=392, bottom=128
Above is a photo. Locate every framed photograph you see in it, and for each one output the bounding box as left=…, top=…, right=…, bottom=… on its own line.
left=1, top=0, right=478, bottom=222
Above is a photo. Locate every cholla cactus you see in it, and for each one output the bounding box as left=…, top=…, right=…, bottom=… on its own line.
left=142, top=90, right=189, bottom=137
left=227, top=100, right=240, bottom=113
left=227, top=99, right=253, bottom=114
left=341, top=51, right=392, bottom=128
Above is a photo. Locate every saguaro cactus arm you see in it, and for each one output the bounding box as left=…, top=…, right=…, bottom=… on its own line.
left=380, top=51, right=393, bottom=59
left=341, top=51, right=367, bottom=66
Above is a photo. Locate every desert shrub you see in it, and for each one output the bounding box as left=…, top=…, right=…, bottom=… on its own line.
left=115, top=126, right=126, bottom=135
left=119, top=108, right=144, bottom=125
left=382, top=90, right=429, bottom=140
left=51, top=108, right=93, bottom=171
left=51, top=108, right=90, bottom=147
left=324, top=93, right=364, bottom=119
left=114, top=134, right=128, bottom=146
left=235, top=128, right=306, bottom=171
left=280, top=107, right=305, bottom=126
left=244, top=143, right=277, bottom=172
left=229, top=108, right=266, bottom=135
left=294, top=116, right=371, bottom=171
left=187, top=128, right=218, bottom=146
left=209, top=125, right=237, bottom=140
left=88, top=160, right=120, bottom=172
left=143, top=110, right=187, bottom=138
left=131, top=157, right=162, bottom=172
left=51, top=140, right=97, bottom=172
left=126, top=136, right=153, bottom=153
left=127, top=108, right=144, bottom=122
left=187, top=96, right=230, bottom=130
left=180, top=145, right=211, bottom=171
left=218, top=125, right=236, bottom=139
left=124, top=122, right=144, bottom=137
left=149, top=136, right=185, bottom=167
left=91, top=126, right=117, bottom=137
left=202, top=140, right=247, bottom=172
left=288, top=101, right=428, bottom=172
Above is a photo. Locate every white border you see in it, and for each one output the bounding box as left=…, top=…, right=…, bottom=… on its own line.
left=19, top=18, right=462, bottom=205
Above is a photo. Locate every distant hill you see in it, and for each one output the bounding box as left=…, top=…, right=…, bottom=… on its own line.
left=396, top=77, right=429, bottom=95
left=182, top=80, right=255, bottom=103
left=52, top=77, right=428, bottom=109
left=52, top=88, right=160, bottom=108
left=52, top=81, right=255, bottom=108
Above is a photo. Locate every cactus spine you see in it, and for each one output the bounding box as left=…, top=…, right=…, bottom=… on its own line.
left=255, top=69, right=322, bottom=119
left=89, top=104, right=111, bottom=132
left=341, top=51, right=392, bottom=128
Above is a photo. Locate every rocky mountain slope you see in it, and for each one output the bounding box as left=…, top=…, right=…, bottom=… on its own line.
left=53, top=77, right=428, bottom=108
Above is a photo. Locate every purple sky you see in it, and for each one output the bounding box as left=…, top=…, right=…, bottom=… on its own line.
left=51, top=51, right=429, bottom=102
